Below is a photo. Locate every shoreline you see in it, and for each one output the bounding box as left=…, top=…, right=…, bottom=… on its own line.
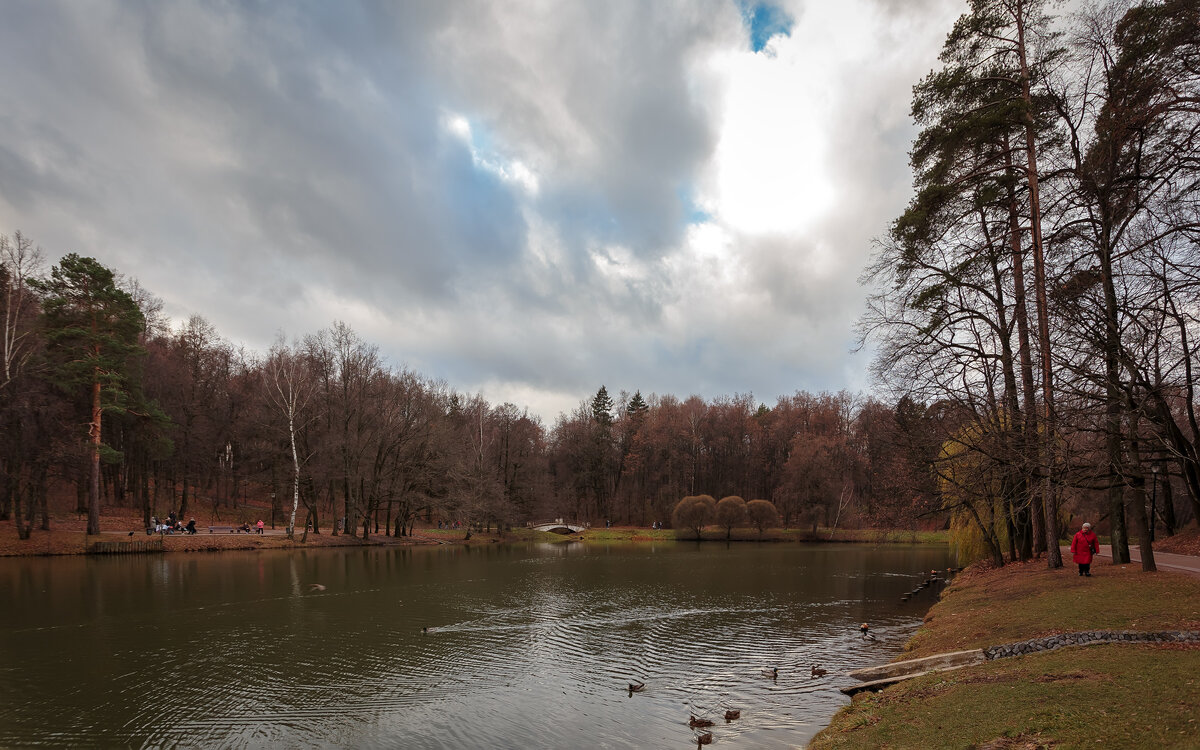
left=809, top=556, right=1200, bottom=748
left=0, top=518, right=949, bottom=558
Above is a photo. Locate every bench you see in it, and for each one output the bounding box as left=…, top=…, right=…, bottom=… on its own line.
left=208, top=525, right=235, bottom=534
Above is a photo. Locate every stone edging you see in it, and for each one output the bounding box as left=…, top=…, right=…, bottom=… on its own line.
left=983, top=630, right=1200, bottom=660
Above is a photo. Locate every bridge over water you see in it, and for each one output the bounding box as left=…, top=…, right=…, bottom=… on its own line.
left=529, top=519, right=587, bottom=534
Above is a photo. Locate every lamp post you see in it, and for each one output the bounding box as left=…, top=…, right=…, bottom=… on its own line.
left=1150, top=463, right=1159, bottom=543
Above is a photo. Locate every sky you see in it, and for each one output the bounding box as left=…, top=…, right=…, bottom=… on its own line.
left=0, top=0, right=965, bottom=424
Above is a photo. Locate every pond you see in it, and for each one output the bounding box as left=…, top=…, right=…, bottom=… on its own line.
left=0, top=541, right=951, bottom=748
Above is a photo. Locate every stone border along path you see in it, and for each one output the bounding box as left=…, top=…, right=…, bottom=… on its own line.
left=841, top=630, right=1200, bottom=696
left=982, top=629, right=1200, bottom=659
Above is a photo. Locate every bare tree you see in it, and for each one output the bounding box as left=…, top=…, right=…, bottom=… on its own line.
left=263, top=338, right=318, bottom=541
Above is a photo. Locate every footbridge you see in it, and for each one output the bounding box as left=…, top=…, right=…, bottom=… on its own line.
left=529, top=518, right=588, bottom=534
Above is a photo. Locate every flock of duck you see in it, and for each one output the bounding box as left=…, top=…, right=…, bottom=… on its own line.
left=628, top=643, right=861, bottom=747
left=620, top=567, right=960, bottom=750
left=898, top=568, right=959, bottom=603
left=410, top=568, right=960, bottom=746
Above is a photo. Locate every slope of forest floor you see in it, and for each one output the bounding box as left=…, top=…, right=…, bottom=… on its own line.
left=1153, top=525, right=1200, bottom=557
left=810, top=556, right=1200, bottom=749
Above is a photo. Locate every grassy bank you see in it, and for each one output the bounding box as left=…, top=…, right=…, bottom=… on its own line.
left=574, top=526, right=949, bottom=544
left=810, top=559, right=1200, bottom=749
left=0, top=512, right=945, bottom=557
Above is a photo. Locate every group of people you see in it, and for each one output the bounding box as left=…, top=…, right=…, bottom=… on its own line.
left=149, top=512, right=265, bottom=535
left=151, top=512, right=196, bottom=535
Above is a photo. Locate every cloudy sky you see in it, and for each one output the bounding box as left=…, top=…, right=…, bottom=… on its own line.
left=0, top=0, right=963, bottom=422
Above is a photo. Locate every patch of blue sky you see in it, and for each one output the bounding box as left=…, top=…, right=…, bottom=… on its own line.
left=738, top=1, right=794, bottom=53
left=677, top=184, right=711, bottom=225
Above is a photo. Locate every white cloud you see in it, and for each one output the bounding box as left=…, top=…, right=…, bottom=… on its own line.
left=0, top=0, right=965, bottom=422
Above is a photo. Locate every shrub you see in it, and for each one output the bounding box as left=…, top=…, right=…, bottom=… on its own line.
left=672, top=494, right=716, bottom=538
left=746, top=499, right=780, bottom=537
left=715, top=495, right=747, bottom=539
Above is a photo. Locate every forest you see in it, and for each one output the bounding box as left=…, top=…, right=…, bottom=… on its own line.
left=859, top=0, right=1200, bottom=568
left=3, top=0, right=1200, bottom=569
left=0, top=236, right=933, bottom=542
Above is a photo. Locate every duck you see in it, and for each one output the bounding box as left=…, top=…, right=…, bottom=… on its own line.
left=724, top=709, right=740, bottom=721
left=696, top=731, right=713, bottom=746
left=811, top=665, right=828, bottom=678
left=628, top=679, right=645, bottom=693
left=762, top=667, right=778, bottom=679
left=308, top=583, right=326, bottom=592
left=689, top=715, right=715, bottom=728
left=860, top=622, right=874, bottom=639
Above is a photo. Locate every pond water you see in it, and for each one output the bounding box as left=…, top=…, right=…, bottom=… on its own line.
left=0, top=541, right=950, bottom=748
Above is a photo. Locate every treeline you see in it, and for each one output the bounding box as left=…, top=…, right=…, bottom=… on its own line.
left=861, top=0, right=1200, bottom=568
left=0, top=234, right=938, bottom=540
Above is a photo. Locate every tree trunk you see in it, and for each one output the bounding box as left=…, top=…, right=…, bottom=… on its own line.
left=287, top=412, right=301, bottom=541
left=88, top=374, right=102, bottom=535
left=1160, top=470, right=1175, bottom=536
left=1127, top=442, right=1157, bottom=572
left=1015, top=7, right=1061, bottom=568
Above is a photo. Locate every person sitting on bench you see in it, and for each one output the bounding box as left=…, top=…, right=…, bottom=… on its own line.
left=185, top=518, right=197, bottom=535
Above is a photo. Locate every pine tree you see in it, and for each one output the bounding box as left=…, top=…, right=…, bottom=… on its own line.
left=34, top=254, right=144, bottom=535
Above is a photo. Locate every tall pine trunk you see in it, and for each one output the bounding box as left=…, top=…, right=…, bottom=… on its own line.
left=88, top=373, right=102, bottom=535
left=1015, top=4, right=1062, bottom=568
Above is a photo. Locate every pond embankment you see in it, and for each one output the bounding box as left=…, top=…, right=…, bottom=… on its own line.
left=0, top=516, right=948, bottom=557
left=0, top=514, right=567, bottom=557
left=810, top=556, right=1200, bottom=749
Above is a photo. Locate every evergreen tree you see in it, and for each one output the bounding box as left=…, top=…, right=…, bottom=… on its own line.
left=33, top=254, right=144, bottom=535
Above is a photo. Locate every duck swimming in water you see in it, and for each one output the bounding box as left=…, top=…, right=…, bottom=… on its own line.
left=762, top=667, right=778, bottom=679
left=628, top=679, right=645, bottom=693
left=696, top=731, right=713, bottom=746
left=689, top=715, right=715, bottom=728
left=811, top=666, right=828, bottom=678
left=724, top=709, right=740, bottom=721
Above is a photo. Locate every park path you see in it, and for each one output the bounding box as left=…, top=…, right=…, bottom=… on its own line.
left=1060, top=545, right=1200, bottom=579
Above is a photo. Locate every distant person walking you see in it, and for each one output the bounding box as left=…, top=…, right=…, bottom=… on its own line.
left=256, top=519, right=265, bottom=535
left=1072, top=522, right=1099, bottom=577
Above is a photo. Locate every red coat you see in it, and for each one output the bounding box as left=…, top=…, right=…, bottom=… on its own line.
left=1071, top=529, right=1099, bottom=564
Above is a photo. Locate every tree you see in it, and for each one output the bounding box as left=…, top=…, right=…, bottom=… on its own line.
left=34, top=254, right=144, bottom=535
left=0, top=231, right=43, bottom=526
left=745, top=499, right=780, bottom=537
left=672, top=494, right=715, bottom=539
left=715, top=495, right=747, bottom=540
left=262, top=338, right=318, bottom=541
left=588, top=385, right=616, bottom=518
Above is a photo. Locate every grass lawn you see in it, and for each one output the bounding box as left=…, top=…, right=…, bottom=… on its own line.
left=571, top=526, right=949, bottom=544
left=902, top=559, right=1200, bottom=659
left=811, top=645, right=1200, bottom=749
left=811, top=559, right=1200, bottom=749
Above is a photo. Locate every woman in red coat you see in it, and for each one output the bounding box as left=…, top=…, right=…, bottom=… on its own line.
left=1071, top=522, right=1100, bottom=577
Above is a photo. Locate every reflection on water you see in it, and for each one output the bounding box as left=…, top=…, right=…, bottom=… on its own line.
left=0, top=542, right=949, bottom=748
